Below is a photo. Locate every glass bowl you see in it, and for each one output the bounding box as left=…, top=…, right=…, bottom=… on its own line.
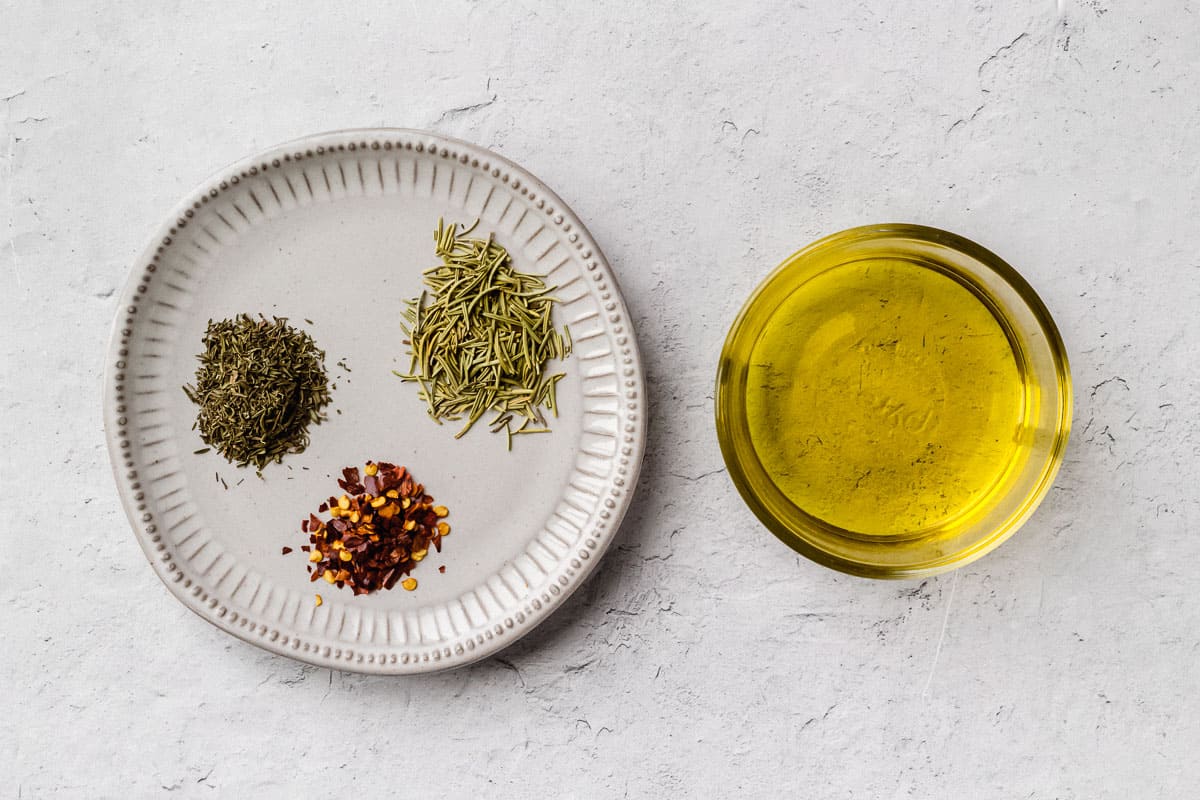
left=715, top=224, right=1071, bottom=578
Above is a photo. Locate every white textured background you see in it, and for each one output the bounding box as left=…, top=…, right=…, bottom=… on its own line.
left=3, top=1, right=1198, bottom=797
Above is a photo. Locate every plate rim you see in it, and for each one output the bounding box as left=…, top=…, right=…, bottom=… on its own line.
left=103, top=128, right=647, bottom=673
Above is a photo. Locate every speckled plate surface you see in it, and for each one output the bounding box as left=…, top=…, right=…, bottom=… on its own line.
left=103, top=129, right=645, bottom=674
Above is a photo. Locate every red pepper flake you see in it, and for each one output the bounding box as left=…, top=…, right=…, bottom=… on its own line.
left=438, top=565, right=446, bottom=573
left=281, top=546, right=293, bottom=555
left=288, top=461, right=450, bottom=595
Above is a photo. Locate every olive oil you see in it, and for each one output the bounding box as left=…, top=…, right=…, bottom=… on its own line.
left=717, top=225, right=1070, bottom=577
left=745, top=257, right=1026, bottom=537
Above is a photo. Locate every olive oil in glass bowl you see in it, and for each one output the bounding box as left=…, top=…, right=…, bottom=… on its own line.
left=715, top=225, right=1071, bottom=578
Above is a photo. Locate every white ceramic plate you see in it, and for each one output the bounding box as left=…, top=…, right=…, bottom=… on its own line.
left=104, top=129, right=645, bottom=674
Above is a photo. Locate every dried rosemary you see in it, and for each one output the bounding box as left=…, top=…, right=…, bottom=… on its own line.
left=397, top=219, right=572, bottom=445
left=183, top=314, right=332, bottom=470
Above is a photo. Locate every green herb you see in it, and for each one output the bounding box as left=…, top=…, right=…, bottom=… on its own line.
left=398, top=219, right=573, bottom=445
left=183, top=314, right=332, bottom=470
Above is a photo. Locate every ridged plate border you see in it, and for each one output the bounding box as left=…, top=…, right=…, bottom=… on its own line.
left=103, top=129, right=646, bottom=673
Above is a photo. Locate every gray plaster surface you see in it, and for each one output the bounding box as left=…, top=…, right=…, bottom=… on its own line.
left=2, top=1, right=1197, bottom=797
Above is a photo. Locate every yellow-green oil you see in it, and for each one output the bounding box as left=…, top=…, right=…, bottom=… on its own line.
left=745, top=258, right=1027, bottom=537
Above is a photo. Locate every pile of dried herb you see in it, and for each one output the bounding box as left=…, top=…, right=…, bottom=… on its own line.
left=397, top=219, right=573, bottom=447
left=183, top=314, right=331, bottom=470
left=293, top=462, right=449, bottom=600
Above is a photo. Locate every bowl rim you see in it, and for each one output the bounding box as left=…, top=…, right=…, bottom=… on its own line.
left=714, top=223, right=1072, bottom=579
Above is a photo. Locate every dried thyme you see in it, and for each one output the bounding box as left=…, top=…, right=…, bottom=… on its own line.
left=397, top=219, right=572, bottom=445
left=183, top=314, right=331, bottom=470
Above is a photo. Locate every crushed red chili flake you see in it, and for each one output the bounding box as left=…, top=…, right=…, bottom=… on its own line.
left=292, top=461, right=450, bottom=596
left=281, top=546, right=293, bottom=555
